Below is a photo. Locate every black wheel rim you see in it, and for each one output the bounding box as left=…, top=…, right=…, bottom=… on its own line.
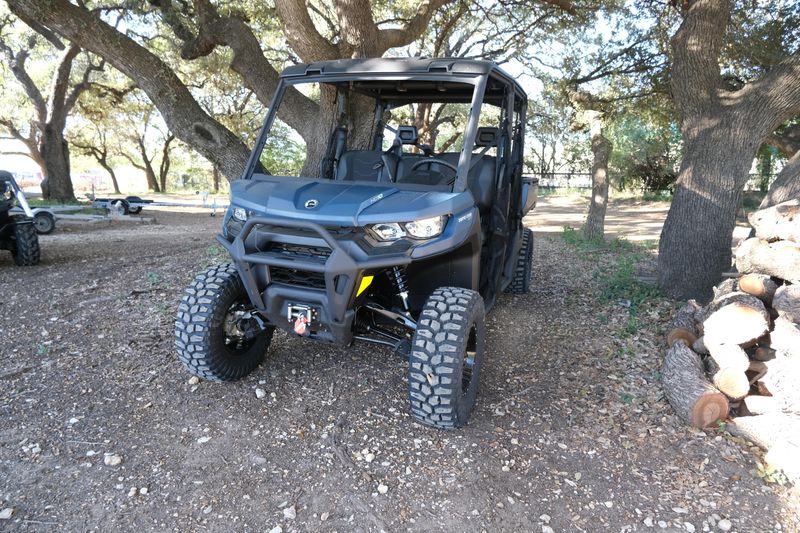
left=461, top=324, right=478, bottom=394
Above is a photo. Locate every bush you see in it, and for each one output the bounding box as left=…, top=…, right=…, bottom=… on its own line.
left=629, top=155, right=677, bottom=192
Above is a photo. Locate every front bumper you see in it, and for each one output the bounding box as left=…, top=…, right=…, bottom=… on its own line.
left=217, top=215, right=426, bottom=344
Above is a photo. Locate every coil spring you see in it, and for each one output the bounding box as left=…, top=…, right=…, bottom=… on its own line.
left=391, top=266, right=410, bottom=311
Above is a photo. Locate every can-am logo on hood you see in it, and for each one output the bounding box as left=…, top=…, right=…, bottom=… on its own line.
left=304, top=199, right=319, bottom=209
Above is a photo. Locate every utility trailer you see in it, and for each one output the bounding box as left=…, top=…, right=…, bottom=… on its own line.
left=90, top=194, right=227, bottom=216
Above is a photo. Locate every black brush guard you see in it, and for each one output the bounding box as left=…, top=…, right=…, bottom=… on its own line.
left=216, top=215, right=412, bottom=344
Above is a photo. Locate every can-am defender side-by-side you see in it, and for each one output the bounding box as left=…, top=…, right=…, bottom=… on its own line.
left=0, top=170, right=41, bottom=266
left=175, top=58, right=537, bottom=428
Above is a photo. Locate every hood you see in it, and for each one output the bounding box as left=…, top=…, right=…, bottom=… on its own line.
left=230, top=176, right=474, bottom=225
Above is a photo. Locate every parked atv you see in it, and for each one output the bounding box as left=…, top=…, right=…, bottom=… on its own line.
left=0, top=171, right=40, bottom=266
left=175, top=58, right=537, bottom=428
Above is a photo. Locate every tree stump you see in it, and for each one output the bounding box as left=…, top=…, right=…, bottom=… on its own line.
left=747, top=199, right=800, bottom=243
left=735, top=238, right=800, bottom=283
left=662, top=343, right=729, bottom=428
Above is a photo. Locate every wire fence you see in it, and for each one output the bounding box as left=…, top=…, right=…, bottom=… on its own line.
left=532, top=172, right=779, bottom=192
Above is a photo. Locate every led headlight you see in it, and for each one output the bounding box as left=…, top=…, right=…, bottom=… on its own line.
left=232, top=207, right=248, bottom=221
left=370, top=222, right=406, bottom=241
left=405, top=216, right=446, bottom=239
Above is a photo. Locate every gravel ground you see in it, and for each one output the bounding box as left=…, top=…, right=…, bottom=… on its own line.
left=1, top=203, right=798, bottom=532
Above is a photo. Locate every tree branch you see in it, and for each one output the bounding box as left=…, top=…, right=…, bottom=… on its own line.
left=764, top=123, right=800, bottom=158
left=0, top=41, right=48, bottom=123
left=380, top=0, right=456, bottom=50
left=737, top=53, right=800, bottom=137
left=670, top=0, right=730, bottom=121
left=6, top=0, right=252, bottom=180
left=274, top=0, right=339, bottom=61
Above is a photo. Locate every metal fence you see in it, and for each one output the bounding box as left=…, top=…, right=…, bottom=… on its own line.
left=532, top=172, right=779, bottom=192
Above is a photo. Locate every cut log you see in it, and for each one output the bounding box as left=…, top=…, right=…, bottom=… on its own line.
left=666, top=301, right=701, bottom=346
left=712, top=278, right=739, bottom=299
left=711, top=367, right=751, bottom=400
left=696, top=291, right=766, bottom=325
left=737, top=273, right=779, bottom=306
left=770, top=315, right=800, bottom=358
left=707, top=343, right=750, bottom=373
left=662, top=343, right=729, bottom=428
left=692, top=336, right=709, bottom=355
left=702, top=294, right=769, bottom=347
left=746, top=360, right=768, bottom=385
left=765, top=441, right=800, bottom=485
left=752, top=346, right=776, bottom=362
left=667, top=329, right=697, bottom=347
left=727, top=413, right=800, bottom=450
left=761, top=356, right=800, bottom=414
left=747, top=198, right=800, bottom=243
left=773, top=285, right=800, bottom=324
left=734, top=238, right=800, bottom=283
left=742, top=395, right=780, bottom=415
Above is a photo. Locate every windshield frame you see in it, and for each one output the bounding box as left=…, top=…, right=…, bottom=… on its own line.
left=242, top=72, right=490, bottom=194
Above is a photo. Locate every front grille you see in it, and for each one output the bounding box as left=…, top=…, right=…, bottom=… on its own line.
left=266, top=242, right=331, bottom=262
left=269, top=267, right=326, bottom=289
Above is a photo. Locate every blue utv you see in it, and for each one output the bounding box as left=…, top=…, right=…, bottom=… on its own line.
left=175, top=58, right=537, bottom=429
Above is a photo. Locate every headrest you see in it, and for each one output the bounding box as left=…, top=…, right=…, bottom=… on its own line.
left=475, top=127, right=498, bottom=148
left=396, top=125, right=419, bottom=145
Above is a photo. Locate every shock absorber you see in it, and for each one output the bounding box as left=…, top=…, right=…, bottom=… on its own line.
left=391, top=266, right=410, bottom=312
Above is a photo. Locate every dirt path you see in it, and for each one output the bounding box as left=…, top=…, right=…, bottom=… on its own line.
left=0, top=204, right=797, bottom=532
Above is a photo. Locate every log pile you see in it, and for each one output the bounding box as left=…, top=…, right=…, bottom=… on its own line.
left=662, top=199, right=800, bottom=483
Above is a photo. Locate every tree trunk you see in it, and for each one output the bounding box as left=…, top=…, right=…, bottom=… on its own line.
left=658, top=137, right=753, bottom=301
left=658, top=0, right=800, bottom=300
left=39, top=127, right=75, bottom=201
left=584, top=116, right=612, bottom=242
left=759, top=150, right=800, bottom=209
left=137, top=139, right=160, bottom=193
left=738, top=273, right=779, bottom=306
left=98, top=158, right=121, bottom=194
left=212, top=166, right=221, bottom=193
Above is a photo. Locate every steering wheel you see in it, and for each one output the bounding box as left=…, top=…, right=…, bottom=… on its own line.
left=410, top=158, right=458, bottom=174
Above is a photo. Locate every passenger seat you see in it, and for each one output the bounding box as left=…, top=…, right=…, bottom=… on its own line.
left=335, top=150, right=395, bottom=182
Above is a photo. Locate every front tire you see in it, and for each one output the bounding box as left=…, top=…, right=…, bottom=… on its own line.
left=408, top=287, right=486, bottom=429
left=175, top=263, right=273, bottom=381
left=12, top=222, right=40, bottom=266
left=505, top=227, right=533, bottom=294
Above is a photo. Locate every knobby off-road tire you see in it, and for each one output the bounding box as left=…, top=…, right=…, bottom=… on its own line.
left=175, top=263, right=273, bottom=381
left=12, top=222, right=40, bottom=266
left=505, top=227, right=533, bottom=294
left=408, top=287, right=486, bottom=429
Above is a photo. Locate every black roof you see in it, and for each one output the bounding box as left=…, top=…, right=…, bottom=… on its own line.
left=280, top=58, right=527, bottom=104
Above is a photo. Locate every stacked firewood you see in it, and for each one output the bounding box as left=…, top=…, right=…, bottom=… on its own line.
left=662, top=199, right=800, bottom=482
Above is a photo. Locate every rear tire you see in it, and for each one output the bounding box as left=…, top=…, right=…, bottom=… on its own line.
left=408, top=287, right=486, bottom=429
left=505, top=227, right=533, bottom=294
left=33, top=211, right=56, bottom=234
left=126, top=196, right=143, bottom=214
left=175, top=263, right=273, bottom=381
left=12, top=222, right=40, bottom=266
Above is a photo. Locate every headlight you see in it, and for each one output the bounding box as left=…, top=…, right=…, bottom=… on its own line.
left=405, top=216, right=446, bottom=239
left=232, top=207, right=248, bottom=221
left=370, top=222, right=406, bottom=241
